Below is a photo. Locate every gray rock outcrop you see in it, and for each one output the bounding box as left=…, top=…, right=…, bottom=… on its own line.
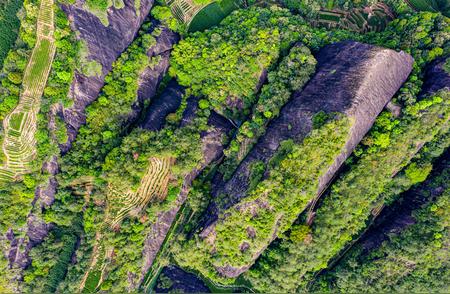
left=421, top=55, right=450, bottom=96
left=140, top=80, right=184, bottom=130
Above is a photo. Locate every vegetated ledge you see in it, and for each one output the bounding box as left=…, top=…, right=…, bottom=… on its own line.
left=359, top=151, right=449, bottom=253
left=193, top=41, right=413, bottom=279
left=138, top=98, right=235, bottom=288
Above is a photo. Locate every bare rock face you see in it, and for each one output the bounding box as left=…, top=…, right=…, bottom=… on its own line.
left=60, top=0, right=180, bottom=152
left=26, top=215, right=53, bottom=244
left=421, top=56, right=450, bottom=96
left=200, top=41, right=413, bottom=278
left=140, top=80, right=184, bottom=130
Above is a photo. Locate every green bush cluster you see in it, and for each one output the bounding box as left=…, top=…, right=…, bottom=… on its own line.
left=169, top=7, right=309, bottom=119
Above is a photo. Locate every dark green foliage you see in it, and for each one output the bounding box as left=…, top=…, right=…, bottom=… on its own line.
left=0, top=0, right=23, bottom=67
left=314, top=162, right=450, bottom=292
left=407, top=0, right=450, bottom=17
left=25, top=222, right=82, bottom=293
left=312, top=111, right=331, bottom=129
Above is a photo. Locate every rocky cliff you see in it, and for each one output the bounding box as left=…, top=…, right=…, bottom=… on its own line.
left=198, top=41, right=413, bottom=278
left=60, top=0, right=178, bottom=152
left=140, top=80, right=184, bottom=130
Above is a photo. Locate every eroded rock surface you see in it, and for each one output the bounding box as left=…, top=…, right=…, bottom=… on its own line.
left=140, top=80, right=184, bottom=130
left=200, top=41, right=413, bottom=277
left=421, top=56, right=450, bottom=96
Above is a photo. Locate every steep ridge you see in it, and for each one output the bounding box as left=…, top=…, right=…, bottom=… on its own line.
left=313, top=155, right=450, bottom=292
left=193, top=41, right=413, bottom=279
left=243, top=53, right=449, bottom=292
left=139, top=104, right=234, bottom=287
left=207, top=41, right=413, bottom=226
left=59, top=0, right=169, bottom=152
left=359, top=151, right=449, bottom=252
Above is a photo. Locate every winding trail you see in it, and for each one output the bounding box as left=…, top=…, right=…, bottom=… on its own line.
left=0, top=0, right=56, bottom=181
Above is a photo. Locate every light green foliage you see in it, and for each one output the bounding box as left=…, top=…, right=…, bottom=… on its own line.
left=83, top=0, right=122, bottom=26
left=151, top=5, right=185, bottom=33
left=176, top=116, right=352, bottom=283
left=77, top=40, right=102, bottom=77
left=170, top=7, right=307, bottom=119
left=404, top=162, right=433, bottom=184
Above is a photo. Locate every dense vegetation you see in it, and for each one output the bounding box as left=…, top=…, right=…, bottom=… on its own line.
left=60, top=22, right=160, bottom=179
left=169, top=8, right=309, bottom=119
left=0, top=0, right=449, bottom=292
left=0, top=0, right=23, bottom=67
left=219, top=44, right=317, bottom=178
left=177, top=115, right=352, bottom=282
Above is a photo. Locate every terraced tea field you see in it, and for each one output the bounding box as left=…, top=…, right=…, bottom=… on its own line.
left=166, top=0, right=240, bottom=32
left=78, top=157, right=175, bottom=291
left=314, top=3, right=394, bottom=33
left=106, top=157, right=175, bottom=229
left=0, top=0, right=55, bottom=182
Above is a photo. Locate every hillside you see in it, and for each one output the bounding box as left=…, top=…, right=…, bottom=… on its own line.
left=0, top=0, right=448, bottom=293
